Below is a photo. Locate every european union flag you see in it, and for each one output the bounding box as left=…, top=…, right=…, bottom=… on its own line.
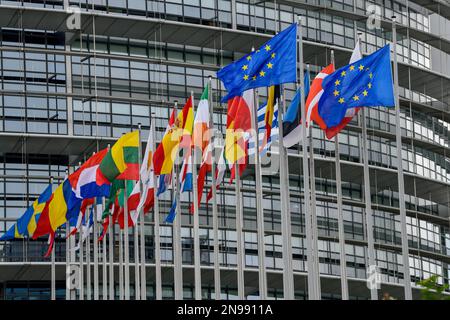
left=318, top=44, right=395, bottom=127
left=217, top=23, right=297, bottom=102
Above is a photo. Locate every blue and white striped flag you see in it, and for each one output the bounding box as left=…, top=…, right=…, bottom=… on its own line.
left=248, top=101, right=279, bottom=156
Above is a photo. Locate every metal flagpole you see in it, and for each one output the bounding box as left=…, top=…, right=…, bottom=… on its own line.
left=235, top=154, right=245, bottom=299
left=307, top=65, right=321, bottom=299
left=151, top=114, right=162, bottom=300
left=133, top=126, right=141, bottom=300
left=119, top=225, right=124, bottom=299
left=297, top=16, right=316, bottom=300
left=102, top=198, right=108, bottom=300
left=279, top=89, right=294, bottom=300
left=208, top=76, right=221, bottom=300
left=354, top=32, right=377, bottom=301
left=330, top=50, right=349, bottom=300
left=134, top=216, right=140, bottom=300
left=138, top=123, right=146, bottom=300
left=86, top=207, right=92, bottom=300
left=51, top=234, right=56, bottom=300
left=251, top=88, right=267, bottom=299
left=361, top=108, right=378, bottom=300
left=68, top=163, right=76, bottom=300
left=124, top=180, right=130, bottom=300
left=105, top=143, right=114, bottom=300
left=109, top=218, right=115, bottom=300
left=50, top=176, right=55, bottom=300
left=173, top=101, right=183, bottom=300
left=192, top=91, right=202, bottom=300
left=70, top=220, right=76, bottom=300
left=78, top=164, right=84, bottom=301
left=66, top=221, right=70, bottom=300
left=93, top=164, right=99, bottom=300
left=392, top=15, right=412, bottom=300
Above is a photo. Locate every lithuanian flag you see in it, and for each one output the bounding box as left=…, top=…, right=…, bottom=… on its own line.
left=99, top=131, right=140, bottom=182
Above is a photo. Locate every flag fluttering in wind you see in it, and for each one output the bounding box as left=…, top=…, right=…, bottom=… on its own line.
left=98, top=131, right=140, bottom=182
left=206, top=144, right=226, bottom=203
left=248, top=87, right=279, bottom=156
left=192, top=84, right=212, bottom=213
left=324, top=39, right=363, bottom=139
left=0, top=183, right=53, bottom=241
left=217, top=23, right=297, bottom=102
left=318, top=44, right=394, bottom=128
left=282, top=71, right=311, bottom=148
left=225, top=89, right=253, bottom=181
left=305, top=64, right=335, bottom=130
left=129, top=124, right=157, bottom=225
left=165, top=152, right=193, bottom=223
left=32, top=179, right=81, bottom=239
left=69, top=149, right=111, bottom=200
left=153, top=97, right=194, bottom=175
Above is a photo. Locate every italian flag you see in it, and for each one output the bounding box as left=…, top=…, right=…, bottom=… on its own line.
left=191, top=84, right=211, bottom=213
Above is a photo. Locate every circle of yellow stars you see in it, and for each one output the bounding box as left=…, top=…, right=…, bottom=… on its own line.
left=333, top=63, right=373, bottom=104
left=241, top=44, right=276, bottom=82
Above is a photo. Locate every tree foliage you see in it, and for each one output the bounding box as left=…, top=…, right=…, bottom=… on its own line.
left=417, top=275, right=450, bottom=300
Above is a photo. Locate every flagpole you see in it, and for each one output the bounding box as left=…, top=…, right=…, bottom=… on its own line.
left=51, top=234, right=56, bottom=300
left=107, top=144, right=115, bottom=300
left=297, top=16, right=316, bottom=300
left=86, top=206, right=91, bottom=300
left=330, top=50, right=349, bottom=300
left=134, top=214, right=140, bottom=300
left=151, top=114, right=163, bottom=300
left=251, top=88, right=267, bottom=299
left=392, top=15, right=412, bottom=300
left=78, top=163, right=84, bottom=300
left=124, top=180, right=130, bottom=300
left=70, top=215, right=76, bottom=300
left=138, top=122, right=146, bottom=300
left=102, top=198, right=108, bottom=300
left=173, top=101, right=183, bottom=300
left=109, top=217, right=115, bottom=300
left=354, top=31, right=378, bottom=301
left=50, top=176, right=55, bottom=301
left=119, top=225, right=124, bottom=300
left=93, top=155, right=99, bottom=301
left=93, top=202, right=99, bottom=300
left=279, top=89, right=294, bottom=300
left=235, top=138, right=245, bottom=299
left=133, top=127, right=141, bottom=300
left=66, top=219, right=70, bottom=300
left=191, top=91, right=202, bottom=300
left=68, top=163, right=76, bottom=300
left=209, top=76, right=221, bottom=300
left=306, top=64, right=321, bottom=299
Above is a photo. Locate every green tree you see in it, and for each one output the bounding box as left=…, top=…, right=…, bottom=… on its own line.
left=417, top=275, right=450, bottom=300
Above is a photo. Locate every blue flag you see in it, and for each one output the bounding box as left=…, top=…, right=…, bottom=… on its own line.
left=0, top=224, right=17, bottom=241
left=165, top=200, right=177, bottom=224
left=282, top=71, right=310, bottom=148
left=318, top=44, right=395, bottom=127
left=217, top=23, right=297, bottom=102
left=16, top=183, right=52, bottom=237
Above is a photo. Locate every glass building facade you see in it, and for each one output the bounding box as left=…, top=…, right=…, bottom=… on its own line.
left=0, top=0, right=449, bottom=300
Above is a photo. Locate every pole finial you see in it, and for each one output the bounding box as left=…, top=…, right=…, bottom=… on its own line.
left=391, top=15, right=397, bottom=22
left=297, top=15, right=302, bottom=24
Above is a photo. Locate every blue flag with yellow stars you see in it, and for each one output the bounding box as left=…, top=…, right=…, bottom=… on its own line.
left=217, top=23, right=297, bottom=102
left=318, top=44, right=395, bottom=128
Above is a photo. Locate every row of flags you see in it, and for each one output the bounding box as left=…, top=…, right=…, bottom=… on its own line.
left=1, top=22, right=396, bottom=255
